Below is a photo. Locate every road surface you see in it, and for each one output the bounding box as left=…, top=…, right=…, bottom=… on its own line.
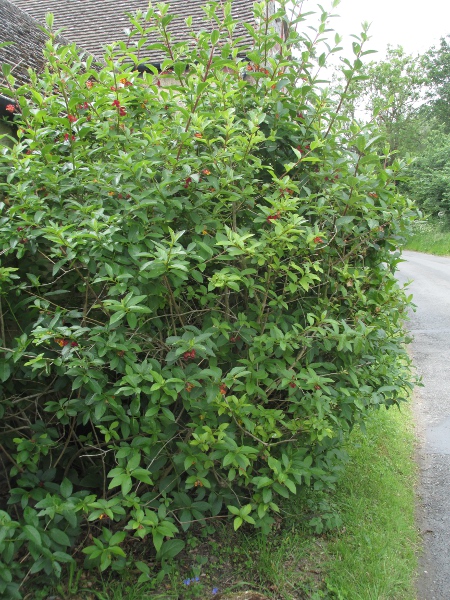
left=397, top=250, right=450, bottom=600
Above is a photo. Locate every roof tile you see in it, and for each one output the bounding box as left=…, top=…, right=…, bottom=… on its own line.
left=8, top=0, right=257, bottom=63
left=0, top=0, right=50, bottom=86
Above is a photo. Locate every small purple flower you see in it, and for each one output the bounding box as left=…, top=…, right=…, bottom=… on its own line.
left=212, top=588, right=219, bottom=595
left=183, top=578, right=191, bottom=586
left=193, top=577, right=200, bottom=582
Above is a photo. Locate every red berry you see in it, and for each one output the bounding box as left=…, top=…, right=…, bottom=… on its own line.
left=289, top=382, right=296, bottom=388
left=267, top=211, right=281, bottom=223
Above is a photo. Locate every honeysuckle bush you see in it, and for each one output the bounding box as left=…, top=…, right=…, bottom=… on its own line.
left=0, top=0, right=417, bottom=595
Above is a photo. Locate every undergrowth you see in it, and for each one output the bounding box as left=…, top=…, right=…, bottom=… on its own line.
left=27, top=404, right=418, bottom=600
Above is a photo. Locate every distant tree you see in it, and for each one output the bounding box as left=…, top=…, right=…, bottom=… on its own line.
left=423, top=36, right=450, bottom=131
left=403, top=131, right=450, bottom=218
left=346, top=46, right=429, bottom=155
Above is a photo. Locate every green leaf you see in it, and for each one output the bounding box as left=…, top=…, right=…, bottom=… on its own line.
left=110, top=311, right=126, bottom=324
left=157, top=538, right=185, bottom=559
left=0, top=361, right=11, bottom=383
left=284, top=478, right=297, bottom=494
left=131, top=468, right=153, bottom=484
left=22, top=525, right=41, bottom=547
left=336, top=216, right=356, bottom=227
left=135, top=561, right=150, bottom=574
left=152, top=531, right=164, bottom=552
left=127, top=312, right=138, bottom=328
left=227, top=505, right=240, bottom=515
left=121, top=476, right=133, bottom=496
left=109, top=531, right=126, bottom=546
left=100, top=553, right=111, bottom=571
left=108, top=473, right=126, bottom=490
left=60, top=478, right=73, bottom=499
left=49, top=528, right=71, bottom=547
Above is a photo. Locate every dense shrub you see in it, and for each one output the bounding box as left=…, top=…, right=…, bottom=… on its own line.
left=0, top=1, right=416, bottom=595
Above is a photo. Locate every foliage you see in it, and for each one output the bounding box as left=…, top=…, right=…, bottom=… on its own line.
left=27, top=405, right=419, bottom=600
left=348, top=46, right=429, bottom=155
left=405, top=217, right=450, bottom=254
left=424, top=35, right=450, bottom=132
left=399, top=39, right=450, bottom=216
left=0, top=0, right=415, bottom=596
left=343, top=44, right=450, bottom=216
left=403, top=131, right=450, bottom=217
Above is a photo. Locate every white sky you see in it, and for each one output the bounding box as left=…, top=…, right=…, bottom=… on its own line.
left=325, top=0, right=450, bottom=59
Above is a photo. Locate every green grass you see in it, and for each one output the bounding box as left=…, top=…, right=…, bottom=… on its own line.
left=324, top=405, right=419, bottom=600
left=34, top=405, right=419, bottom=600
left=405, top=221, right=450, bottom=255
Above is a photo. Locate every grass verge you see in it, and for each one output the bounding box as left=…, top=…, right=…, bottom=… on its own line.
left=36, top=405, right=419, bottom=600
left=405, top=220, right=450, bottom=255
left=323, top=405, right=419, bottom=600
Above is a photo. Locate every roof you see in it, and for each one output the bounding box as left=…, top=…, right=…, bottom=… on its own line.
left=7, top=0, right=257, bottom=64
left=0, top=0, right=50, bottom=87
left=0, top=0, right=258, bottom=118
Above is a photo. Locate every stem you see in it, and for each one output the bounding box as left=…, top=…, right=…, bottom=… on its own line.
left=257, top=270, right=273, bottom=327
left=163, top=275, right=184, bottom=332
left=58, top=78, right=78, bottom=170
left=0, top=443, right=22, bottom=472
left=224, top=287, right=230, bottom=320
left=174, top=26, right=223, bottom=163
left=0, top=296, right=6, bottom=356
left=52, top=417, right=76, bottom=469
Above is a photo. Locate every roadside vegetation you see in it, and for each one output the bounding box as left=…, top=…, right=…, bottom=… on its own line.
left=34, top=404, right=418, bottom=600
left=405, top=219, right=450, bottom=255
left=345, top=36, right=450, bottom=248
left=0, top=0, right=419, bottom=598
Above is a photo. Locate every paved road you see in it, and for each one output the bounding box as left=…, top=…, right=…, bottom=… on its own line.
left=397, top=250, right=450, bottom=600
